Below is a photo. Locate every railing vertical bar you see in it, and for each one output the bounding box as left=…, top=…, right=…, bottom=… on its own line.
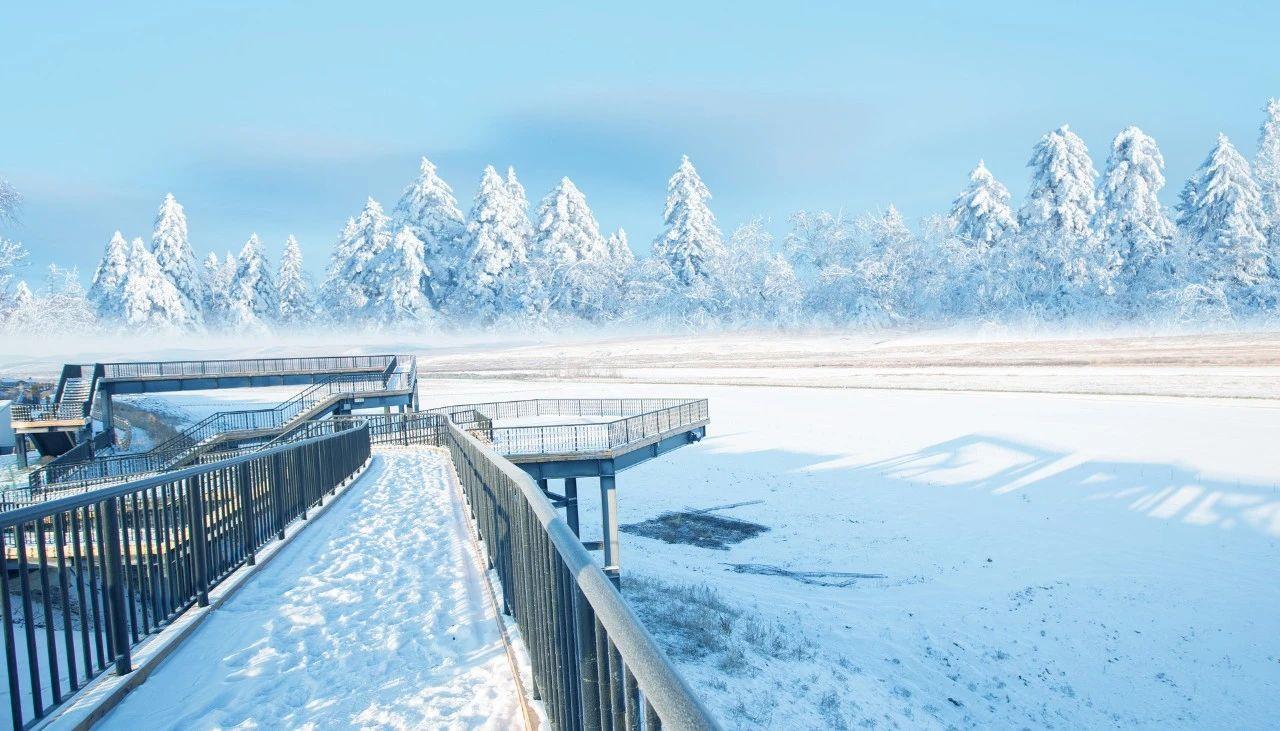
left=35, top=518, right=63, bottom=705
left=53, top=512, right=79, bottom=693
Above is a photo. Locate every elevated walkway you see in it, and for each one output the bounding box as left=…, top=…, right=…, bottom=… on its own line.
left=11, top=356, right=417, bottom=503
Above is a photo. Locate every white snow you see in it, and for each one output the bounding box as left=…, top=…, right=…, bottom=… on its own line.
left=422, top=376, right=1280, bottom=729
left=100, top=449, right=527, bottom=730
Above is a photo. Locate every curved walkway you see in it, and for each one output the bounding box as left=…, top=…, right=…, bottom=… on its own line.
left=100, top=449, right=526, bottom=730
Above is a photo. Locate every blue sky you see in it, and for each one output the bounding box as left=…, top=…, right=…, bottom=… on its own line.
left=2, top=1, right=1277, bottom=282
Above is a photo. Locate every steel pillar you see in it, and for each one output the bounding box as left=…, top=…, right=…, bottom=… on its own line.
left=14, top=435, right=28, bottom=468
left=102, top=390, right=115, bottom=445
left=600, top=474, right=620, bottom=585
left=564, top=477, right=580, bottom=536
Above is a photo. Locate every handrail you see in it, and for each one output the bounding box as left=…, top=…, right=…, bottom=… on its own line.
left=0, top=424, right=371, bottom=728
left=99, top=354, right=399, bottom=380
left=437, top=411, right=719, bottom=729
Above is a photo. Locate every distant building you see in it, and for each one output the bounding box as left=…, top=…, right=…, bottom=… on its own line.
left=0, top=400, right=12, bottom=455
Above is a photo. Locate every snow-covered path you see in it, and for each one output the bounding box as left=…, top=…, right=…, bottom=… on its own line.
left=100, top=449, right=525, bottom=730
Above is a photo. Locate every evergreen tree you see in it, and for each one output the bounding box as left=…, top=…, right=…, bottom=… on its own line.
left=654, top=155, right=725, bottom=285
left=363, top=226, right=435, bottom=324
left=531, top=177, right=610, bottom=318
left=606, top=228, right=634, bottom=269
left=1095, top=128, right=1176, bottom=312
left=88, top=231, right=130, bottom=323
left=950, top=160, right=1018, bottom=250
left=1176, top=134, right=1272, bottom=311
left=1018, top=124, right=1100, bottom=315
left=150, top=193, right=203, bottom=328
left=455, top=166, right=532, bottom=323
left=1256, top=99, right=1280, bottom=239
left=392, top=157, right=465, bottom=306
left=227, top=233, right=278, bottom=331
left=320, top=198, right=392, bottom=321
left=276, top=236, right=314, bottom=328
left=121, top=237, right=188, bottom=330
left=201, top=252, right=236, bottom=329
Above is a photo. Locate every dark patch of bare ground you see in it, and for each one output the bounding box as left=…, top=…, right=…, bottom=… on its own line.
left=621, top=511, right=769, bottom=550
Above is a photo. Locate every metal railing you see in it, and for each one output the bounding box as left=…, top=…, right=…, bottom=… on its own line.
left=9, top=403, right=85, bottom=423
left=99, top=355, right=399, bottom=380
left=330, top=412, right=446, bottom=447
left=430, top=399, right=710, bottom=457
left=436, top=411, right=718, bottom=730
left=26, top=364, right=413, bottom=494
left=0, top=424, right=371, bottom=729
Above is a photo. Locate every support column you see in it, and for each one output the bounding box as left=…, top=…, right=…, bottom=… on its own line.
left=600, top=473, right=620, bottom=586
left=537, top=478, right=548, bottom=494
left=564, top=477, right=580, bottom=536
left=102, top=390, right=116, bottom=446
left=14, top=435, right=28, bottom=468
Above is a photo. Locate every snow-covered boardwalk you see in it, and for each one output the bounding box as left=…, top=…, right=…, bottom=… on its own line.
left=99, top=449, right=525, bottom=730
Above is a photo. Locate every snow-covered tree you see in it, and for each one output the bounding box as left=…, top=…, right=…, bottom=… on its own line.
left=1, top=281, right=37, bottom=333
left=392, top=157, right=465, bottom=306
left=606, top=228, right=634, bottom=269
left=276, top=236, right=314, bottom=328
left=530, top=177, right=612, bottom=319
left=121, top=237, right=189, bottom=330
left=1176, top=134, right=1273, bottom=312
left=1018, top=124, right=1100, bottom=316
left=1256, top=99, right=1280, bottom=241
left=320, top=198, right=392, bottom=322
left=0, top=177, right=18, bottom=225
left=150, top=193, right=203, bottom=328
left=201, top=252, right=236, bottom=329
left=362, top=226, right=436, bottom=325
left=454, top=166, right=533, bottom=323
left=715, top=221, right=802, bottom=326
left=654, top=156, right=725, bottom=286
left=226, top=234, right=278, bottom=331
left=1094, top=127, right=1176, bottom=312
left=0, top=177, right=27, bottom=323
left=1021, top=125, right=1098, bottom=238
left=88, top=231, right=131, bottom=323
left=41, top=265, right=96, bottom=335
left=950, top=160, right=1018, bottom=250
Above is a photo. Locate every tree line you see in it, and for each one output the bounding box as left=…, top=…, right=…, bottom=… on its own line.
left=2, top=98, right=1279, bottom=336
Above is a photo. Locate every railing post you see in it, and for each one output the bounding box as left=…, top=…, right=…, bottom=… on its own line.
left=101, top=497, right=132, bottom=675
left=237, top=462, right=256, bottom=566
left=272, top=453, right=287, bottom=540
left=599, top=470, right=620, bottom=586
left=189, top=476, right=211, bottom=607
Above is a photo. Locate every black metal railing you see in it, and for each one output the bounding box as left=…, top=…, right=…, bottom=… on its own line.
left=0, top=424, right=371, bottom=729
left=434, top=412, right=718, bottom=730
left=99, top=355, right=399, bottom=381
left=330, top=412, right=446, bottom=447
left=429, top=399, right=710, bottom=457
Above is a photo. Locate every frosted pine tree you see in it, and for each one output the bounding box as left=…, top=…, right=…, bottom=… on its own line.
left=1256, top=99, right=1280, bottom=241
left=1018, top=124, right=1100, bottom=316
left=606, top=228, right=634, bottom=269
left=454, top=166, right=532, bottom=323
left=1095, top=127, right=1176, bottom=312
left=88, top=231, right=131, bottom=323
left=276, top=236, right=314, bottom=328
left=950, top=160, right=1018, bottom=250
left=531, top=177, right=611, bottom=319
left=599, top=229, right=635, bottom=320
left=226, top=234, right=278, bottom=331
left=201, top=252, right=236, bottom=330
left=1176, top=134, right=1272, bottom=312
left=392, top=157, right=464, bottom=306
left=654, top=156, right=725, bottom=286
left=150, top=193, right=204, bottom=329
left=0, top=281, right=36, bottom=333
left=121, top=237, right=188, bottom=331
left=320, top=199, right=392, bottom=322
left=363, top=227, right=436, bottom=325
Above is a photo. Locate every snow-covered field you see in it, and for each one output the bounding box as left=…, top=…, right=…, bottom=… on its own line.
left=422, top=376, right=1280, bottom=729
left=101, top=449, right=527, bottom=730
left=6, top=332, right=1278, bottom=727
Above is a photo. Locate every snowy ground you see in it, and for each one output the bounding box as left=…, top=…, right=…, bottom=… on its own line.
left=101, top=449, right=528, bottom=730
left=422, top=377, right=1280, bottom=729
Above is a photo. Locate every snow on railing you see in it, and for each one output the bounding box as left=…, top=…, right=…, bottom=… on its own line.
left=99, top=354, right=398, bottom=380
